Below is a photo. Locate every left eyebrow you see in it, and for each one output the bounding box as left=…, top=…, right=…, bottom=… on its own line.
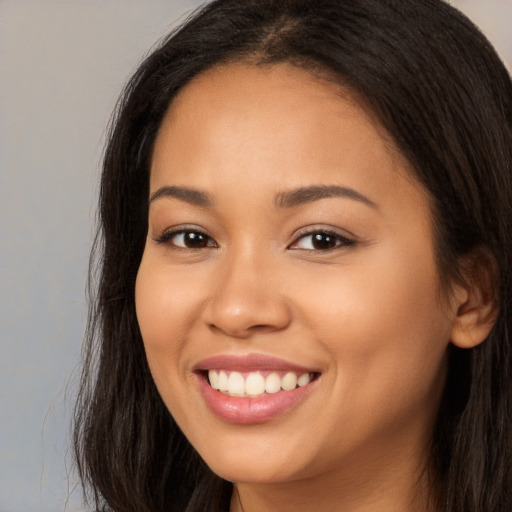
left=274, top=185, right=377, bottom=209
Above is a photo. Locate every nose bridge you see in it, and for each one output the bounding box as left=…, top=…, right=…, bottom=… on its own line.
left=204, top=242, right=291, bottom=338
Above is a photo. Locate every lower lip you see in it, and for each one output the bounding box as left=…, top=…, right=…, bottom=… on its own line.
left=197, top=373, right=316, bottom=424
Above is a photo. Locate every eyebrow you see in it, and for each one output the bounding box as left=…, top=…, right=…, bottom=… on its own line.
left=149, top=186, right=213, bottom=207
left=149, top=184, right=377, bottom=210
left=275, top=185, right=377, bottom=209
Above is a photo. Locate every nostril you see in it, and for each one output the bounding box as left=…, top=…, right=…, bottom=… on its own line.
left=202, top=281, right=292, bottom=338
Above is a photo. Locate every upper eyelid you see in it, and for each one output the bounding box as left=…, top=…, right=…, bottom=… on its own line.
left=291, top=225, right=355, bottom=240
left=154, top=224, right=210, bottom=237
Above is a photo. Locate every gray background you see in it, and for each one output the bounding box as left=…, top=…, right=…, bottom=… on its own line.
left=0, top=1, right=511, bottom=511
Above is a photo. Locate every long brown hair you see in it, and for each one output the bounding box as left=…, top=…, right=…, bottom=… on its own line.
left=74, top=1, right=512, bottom=510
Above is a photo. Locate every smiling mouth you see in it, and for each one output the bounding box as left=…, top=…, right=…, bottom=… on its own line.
left=206, top=370, right=320, bottom=398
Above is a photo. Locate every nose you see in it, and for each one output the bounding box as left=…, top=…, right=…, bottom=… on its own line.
left=203, top=249, right=292, bottom=339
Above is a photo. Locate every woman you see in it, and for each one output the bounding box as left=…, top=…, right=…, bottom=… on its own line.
left=73, top=1, right=512, bottom=511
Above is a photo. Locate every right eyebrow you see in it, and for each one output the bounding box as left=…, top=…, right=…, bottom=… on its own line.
left=149, top=185, right=213, bottom=208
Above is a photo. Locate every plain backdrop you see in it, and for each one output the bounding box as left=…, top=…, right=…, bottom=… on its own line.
left=0, top=1, right=511, bottom=511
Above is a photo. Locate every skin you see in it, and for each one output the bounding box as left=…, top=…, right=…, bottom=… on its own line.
left=135, top=63, right=471, bottom=512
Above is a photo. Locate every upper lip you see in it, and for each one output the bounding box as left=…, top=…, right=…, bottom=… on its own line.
left=193, top=353, right=319, bottom=373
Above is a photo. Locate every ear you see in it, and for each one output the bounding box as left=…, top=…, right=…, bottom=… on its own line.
left=450, top=249, right=499, bottom=349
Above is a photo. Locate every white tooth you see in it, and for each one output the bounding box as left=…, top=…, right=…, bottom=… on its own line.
left=228, top=371, right=245, bottom=396
left=297, top=373, right=311, bottom=387
left=265, top=372, right=281, bottom=394
left=281, top=372, right=298, bottom=391
left=208, top=370, right=220, bottom=389
left=218, top=370, right=229, bottom=391
left=245, top=372, right=265, bottom=396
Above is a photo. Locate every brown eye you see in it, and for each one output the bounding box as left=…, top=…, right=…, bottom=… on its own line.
left=291, top=230, right=354, bottom=251
left=310, top=233, right=338, bottom=250
left=156, top=230, right=217, bottom=249
left=180, top=231, right=210, bottom=248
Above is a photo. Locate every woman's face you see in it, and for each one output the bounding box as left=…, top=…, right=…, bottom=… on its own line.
left=136, top=63, right=461, bottom=485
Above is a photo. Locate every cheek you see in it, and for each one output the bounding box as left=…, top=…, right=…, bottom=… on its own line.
left=135, top=251, right=197, bottom=382
left=294, top=244, right=451, bottom=411
left=289, top=269, right=449, bottom=464
left=135, top=252, right=204, bottom=431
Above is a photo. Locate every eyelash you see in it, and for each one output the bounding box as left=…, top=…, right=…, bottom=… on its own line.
left=289, top=229, right=355, bottom=252
left=154, top=228, right=355, bottom=252
left=154, top=228, right=217, bottom=249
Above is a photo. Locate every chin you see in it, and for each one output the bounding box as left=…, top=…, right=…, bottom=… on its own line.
left=208, top=459, right=295, bottom=485
left=197, top=437, right=307, bottom=484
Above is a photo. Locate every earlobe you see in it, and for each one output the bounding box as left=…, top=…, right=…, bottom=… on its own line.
left=449, top=250, right=499, bottom=349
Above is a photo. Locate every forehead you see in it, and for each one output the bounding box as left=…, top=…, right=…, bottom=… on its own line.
left=150, top=62, right=425, bottom=210
left=157, top=63, right=390, bottom=153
